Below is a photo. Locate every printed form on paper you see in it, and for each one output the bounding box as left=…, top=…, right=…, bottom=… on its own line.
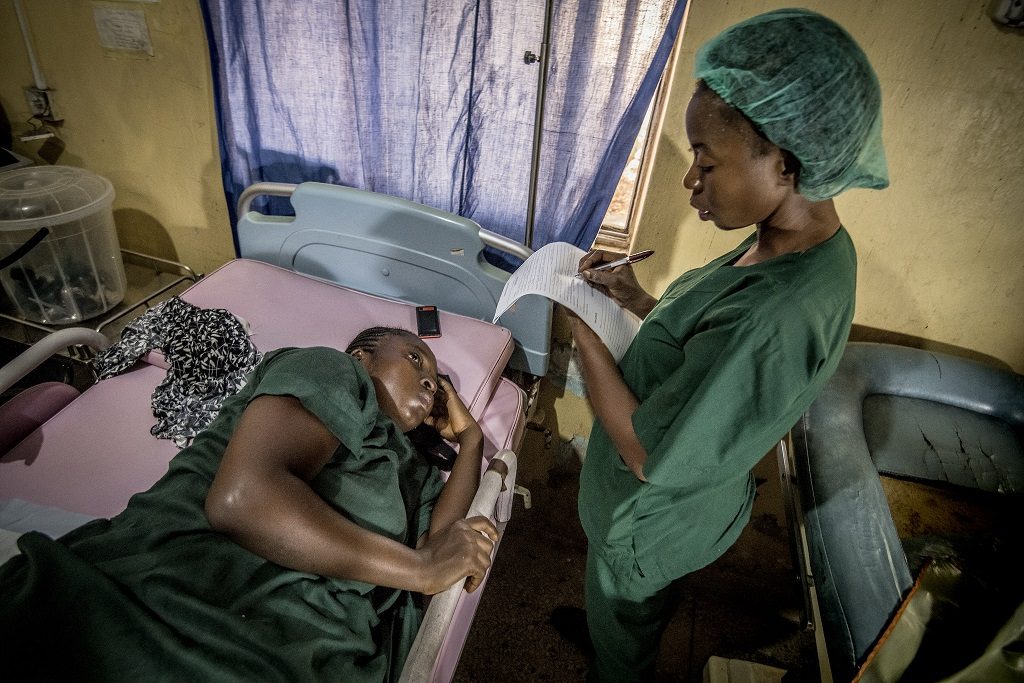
left=493, top=242, right=642, bottom=362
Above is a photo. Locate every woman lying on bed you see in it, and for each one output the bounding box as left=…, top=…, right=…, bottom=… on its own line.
left=0, top=326, right=498, bottom=682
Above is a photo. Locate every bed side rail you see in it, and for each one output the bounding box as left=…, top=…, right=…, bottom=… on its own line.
left=777, top=431, right=834, bottom=682
left=399, top=449, right=518, bottom=683
left=0, top=327, right=109, bottom=396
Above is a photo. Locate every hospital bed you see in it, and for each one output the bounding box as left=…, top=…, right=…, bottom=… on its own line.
left=0, top=181, right=544, bottom=681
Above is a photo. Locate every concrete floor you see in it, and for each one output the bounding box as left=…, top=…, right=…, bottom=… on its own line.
left=454, top=448, right=819, bottom=682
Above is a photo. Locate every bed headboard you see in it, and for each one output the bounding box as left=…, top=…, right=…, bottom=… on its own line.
left=235, top=182, right=551, bottom=377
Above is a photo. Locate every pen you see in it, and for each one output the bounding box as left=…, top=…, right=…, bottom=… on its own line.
left=575, top=249, right=655, bottom=278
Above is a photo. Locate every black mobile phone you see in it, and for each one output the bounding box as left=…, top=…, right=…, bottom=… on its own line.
left=415, top=305, right=441, bottom=338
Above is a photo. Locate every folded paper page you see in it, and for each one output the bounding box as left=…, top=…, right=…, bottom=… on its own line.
left=493, top=242, right=641, bottom=362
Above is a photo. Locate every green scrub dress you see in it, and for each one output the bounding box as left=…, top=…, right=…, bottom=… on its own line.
left=580, top=228, right=857, bottom=680
left=0, top=346, right=444, bottom=682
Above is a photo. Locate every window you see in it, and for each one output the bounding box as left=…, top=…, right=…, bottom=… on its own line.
left=594, top=25, right=680, bottom=251
left=595, top=98, right=657, bottom=250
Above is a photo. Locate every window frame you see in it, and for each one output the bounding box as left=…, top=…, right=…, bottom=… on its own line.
left=593, top=25, right=682, bottom=252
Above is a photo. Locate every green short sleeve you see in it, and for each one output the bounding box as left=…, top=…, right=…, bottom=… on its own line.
left=248, top=347, right=379, bottom=457
left=248, top=347, right=444, bottom=544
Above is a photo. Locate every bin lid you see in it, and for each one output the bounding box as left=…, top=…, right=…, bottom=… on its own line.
left=0, top=165, right=115, bottom=231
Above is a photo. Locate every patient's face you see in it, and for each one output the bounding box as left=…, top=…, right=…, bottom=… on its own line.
left=357, top=334, right=440, bottom=432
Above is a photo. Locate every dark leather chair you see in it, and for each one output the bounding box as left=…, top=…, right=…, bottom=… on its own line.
left=780, top=342, right=1024, bottom=680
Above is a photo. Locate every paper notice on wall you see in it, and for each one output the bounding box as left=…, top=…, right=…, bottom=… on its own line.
left=493, top=242, right=642, bottom=362
left=93, top=6, right=154, bottom=56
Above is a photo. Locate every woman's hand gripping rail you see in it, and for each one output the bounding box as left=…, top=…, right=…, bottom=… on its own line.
left=415, top=374, right=499, bottom=595
left=400, top=449, right=517, bottom=683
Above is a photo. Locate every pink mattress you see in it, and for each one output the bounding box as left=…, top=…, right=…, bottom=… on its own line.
left=1, top=258, right=525, bottom=517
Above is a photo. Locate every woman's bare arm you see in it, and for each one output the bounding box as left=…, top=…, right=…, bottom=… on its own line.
left=570, top=315, right=649, bottom=481
left=205, top=394, right=496, bottom=595
left=420, top=376, right=486, bottom=539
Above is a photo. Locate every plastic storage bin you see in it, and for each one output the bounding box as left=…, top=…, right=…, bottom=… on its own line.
left=0, top=166, right=126, bottom=324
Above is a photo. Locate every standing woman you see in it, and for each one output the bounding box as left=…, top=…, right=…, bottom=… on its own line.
left=568, top=9, right=889, bottom=681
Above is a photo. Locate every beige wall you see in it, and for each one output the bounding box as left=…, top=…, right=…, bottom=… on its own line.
left=635, top=0, right=1024, bottom=372
left=1, top=0, right=233, bottom=274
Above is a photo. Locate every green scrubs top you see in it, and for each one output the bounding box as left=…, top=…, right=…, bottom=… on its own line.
left=580, top=228, right=856, bottom=585
left=0, top=347, right=444, bottom=682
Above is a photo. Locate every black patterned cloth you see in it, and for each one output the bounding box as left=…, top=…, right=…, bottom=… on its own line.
left=94, top=297, right=262, bottom=447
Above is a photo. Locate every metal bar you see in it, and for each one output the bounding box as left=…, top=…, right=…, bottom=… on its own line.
left=776, top=433, right=812, bottom=630
left=13, top=0, right=47, bottom=91
left=777, top=431, right=833, bottom=682
left=121, top=249, right=199, bottom=280
left=237, top=182, right=533, bottom=263
left=0, top=311, right=53, bottom=336
left=523, top=0, right=554, bottom=249
left=0, top=250, right=198, bottom=343
left=236, top=182, right=298, bottom=218
left=91, top=250, right=200, bottom=334
left=93, top=275, right=196, bottom=335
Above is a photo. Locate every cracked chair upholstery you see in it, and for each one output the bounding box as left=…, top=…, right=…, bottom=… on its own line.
left=790, top=341, right=1024, bottom=679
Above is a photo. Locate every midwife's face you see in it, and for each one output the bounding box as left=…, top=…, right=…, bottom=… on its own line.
left=682, top=88, right=788, bottom=230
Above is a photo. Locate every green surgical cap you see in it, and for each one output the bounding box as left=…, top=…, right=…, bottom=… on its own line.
left=694, top=8, right=889, bottom=200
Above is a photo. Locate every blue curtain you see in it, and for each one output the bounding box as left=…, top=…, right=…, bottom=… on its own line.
left=201, top=0, right=685, bottom=268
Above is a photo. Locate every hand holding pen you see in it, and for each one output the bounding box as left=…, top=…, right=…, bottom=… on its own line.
left=575, top=249, right=654, bottom=278
left=576, top=248, right=659, bottom=318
